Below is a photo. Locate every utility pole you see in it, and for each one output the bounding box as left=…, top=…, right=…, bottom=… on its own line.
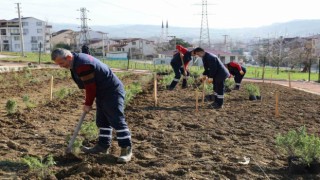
left=0, top=32, right=2, bottom=52
left=106, top=34, right=110, bottom=53
left=277, top=36, right=284, bottom=75
left=101, top=33, right=106, bottom=57
left=253, top=37, right=261, bottom=64
left=318, top=57, right=320, bottom=83
left=222, top=34, right=228, bottom=52
left=16, top=3, right=25, bottom=56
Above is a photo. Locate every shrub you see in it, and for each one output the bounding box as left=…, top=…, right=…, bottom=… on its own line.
left=6, top=99, right=17, bottom=114
left=80, top=121, right=98, bottom=141
left=54, top=88, right=75, bottom=100
left=22, top=95, right=36, bottom=110
left=276, top=126, right=320, bottom=165
left=22, top=67, right=31, bottom=73
left=65, top=135, right=83, bottom=155
left=225, top=79, right=235, bottom=91
left=187, top=76, right=195, bottom=86
left=159, top=74, right=174, bottom=88
left=21, top=154, right=56, bottom=177
left=154, top=66, right=172, bottom=75
left=189, top=68, right=203, bottom=78
left=245, top=84, right=260, bottom=96
left=205, top=82, right=213, bottom=93
left=29, top=78, right=39, bottom=84
left=24, top=72, right=32, bottom=79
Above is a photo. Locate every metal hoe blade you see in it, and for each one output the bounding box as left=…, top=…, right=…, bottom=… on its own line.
left=66, top=112, right=87, bottom=153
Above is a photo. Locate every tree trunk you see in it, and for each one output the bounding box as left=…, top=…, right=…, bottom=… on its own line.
left=290, top=65, right=294, bottom=70
left=301, top=62, right=309, bottom=73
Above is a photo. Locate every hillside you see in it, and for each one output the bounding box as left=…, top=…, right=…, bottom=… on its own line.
left=52, top=19, right=320, bottom=41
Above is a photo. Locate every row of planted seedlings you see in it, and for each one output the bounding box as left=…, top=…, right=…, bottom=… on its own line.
left=1, top=69, right=81, bottom=179
left=0, top=67, right=70, bottom=89
left=15, top=72, right=153, bottom=178
left=115, top=61, right=320, bottom=175
left=155, top=65, right=320, bottom=175
left=3, top=68, right=79, bottom=115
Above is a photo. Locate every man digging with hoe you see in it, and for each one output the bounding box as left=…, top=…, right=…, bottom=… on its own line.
left=51, top=48, right=132, bottom=163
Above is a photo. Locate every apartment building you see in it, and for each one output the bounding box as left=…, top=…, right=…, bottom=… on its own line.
left=0, top=17, right=52, bottom=53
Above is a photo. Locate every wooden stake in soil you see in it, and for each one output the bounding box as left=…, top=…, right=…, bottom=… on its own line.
left=195, top=90, right=199, bottom=112
left=153, top=73, right=158, bottom=107
left=50, top=76, right=53, bottom=101
left=288, top=73, right=292, bottom=88
left=202, top=81, right=206, bottom=105
left=275, top=91, right=279, bottom=117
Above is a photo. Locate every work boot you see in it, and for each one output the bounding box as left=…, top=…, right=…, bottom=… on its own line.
left=205, top=94, right=214, bottom=101
left=233, top=86, right=240, bottom=90
left=209, top=103, right=223, bottom=109
left=167, top=80, right=178, bottom=90
left=117, top=146, right=132, bottom=163
left=182, top=79, right=187, bottom=89
left=81, top=144, right=109, bottom=154
left=166, top=85, right=174, bottom=90
left=212, top=103, right=223, bottom=109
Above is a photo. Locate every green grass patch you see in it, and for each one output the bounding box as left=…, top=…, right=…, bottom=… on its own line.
left=246, top=66, right=319, bottom=81
left=0, top=52, right=52, bottom=63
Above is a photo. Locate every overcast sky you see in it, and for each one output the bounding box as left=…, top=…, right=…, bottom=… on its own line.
left=1, top=0, right=320, bottom=29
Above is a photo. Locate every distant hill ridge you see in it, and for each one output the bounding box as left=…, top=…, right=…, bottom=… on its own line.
left=52, top=19, right=320, bottom=41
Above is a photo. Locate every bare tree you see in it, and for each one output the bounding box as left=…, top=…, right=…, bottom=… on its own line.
left=283, top=37, right=305, bottom=70
left=284, top=37, right=317, bottom=72
left=251, top=38, right=271, bottom=66
left=267, top=36, right=290, bottom=74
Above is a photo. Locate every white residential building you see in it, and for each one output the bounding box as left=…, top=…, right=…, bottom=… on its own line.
left=0, top=17, right=52, bottom=53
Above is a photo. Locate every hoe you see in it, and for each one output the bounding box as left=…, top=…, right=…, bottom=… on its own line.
left=66, top=112, right=87, bottom=153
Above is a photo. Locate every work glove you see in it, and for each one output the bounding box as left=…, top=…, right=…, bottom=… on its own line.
left=199, top=75, right=208, bottom=82
left=207, top=78, right=213, bottom=84
left=182, top=70, right=187, bottom=76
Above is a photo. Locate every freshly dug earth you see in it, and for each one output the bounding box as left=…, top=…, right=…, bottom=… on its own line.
left=0, top=69, right=320, bottom=179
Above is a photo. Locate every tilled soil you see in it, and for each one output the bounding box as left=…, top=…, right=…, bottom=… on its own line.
left=0, top=70, right=320, bottom=179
